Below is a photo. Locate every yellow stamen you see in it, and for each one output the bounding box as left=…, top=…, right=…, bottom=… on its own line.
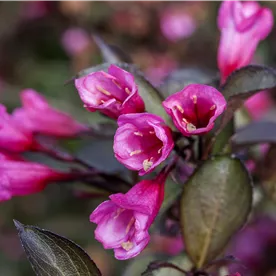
left=125, top=87, right=131, bottom=95
left=121, top=241, right=134, bottom=251
left=134, top=131, right=143, bottom=137
left=187, top=123, right=197, bottom=132
left=114, top=208, right=124, bottom=219
left=125, top=217, right=135, bottom=234
left=130, top=150, right=142, bottom=156
left=210, top=104, right=216, bottom=111
left=96, top=85, right=111, bottom=96
left=176, top=105, right=184, bottom=113
left=112, top=79, right=122, bottom=89
left=143, top=159, right=153, bottom=171
left=192, top=95, right=197, bottom=104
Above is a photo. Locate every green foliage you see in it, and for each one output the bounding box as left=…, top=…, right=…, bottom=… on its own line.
left=180, top=156, right=252, bottom=268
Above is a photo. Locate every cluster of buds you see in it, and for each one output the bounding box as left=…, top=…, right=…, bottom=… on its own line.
left=75, top=64, right=227, bottom=259
left=0, top=89, right=88, bottom=201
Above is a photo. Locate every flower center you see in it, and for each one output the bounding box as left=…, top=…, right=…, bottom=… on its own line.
left=175, top=95, right=217, bottom=132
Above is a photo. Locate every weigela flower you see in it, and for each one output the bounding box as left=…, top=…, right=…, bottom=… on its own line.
left=61, top=28, right=91, bottom=56
left=160, top=8, right=197, bottom=42
left=162, top=84, right=226, bottom=136
left=218, top=1, right=273, bottom=83
left=113, top=113, right=174, bottom=176
left=12, top=89, right=88, bottom=137
left=90, top=175, right=165, bottom=260
left=0, top=104, right=33, bottom=153
left=0, top=152, right=68, bottom=202
left=75, top=65, right=145, bottom=119
left=245, top=90, right=272, bottom=120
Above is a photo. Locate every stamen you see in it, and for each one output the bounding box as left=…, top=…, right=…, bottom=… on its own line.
left=176, top=105, right=184, bottom=113
left=158, top=147, right=163, bottom=154
left=134, top=131, right=143, bottom=137
left=100, top=100, right=106, bottom=104
left=143, top=159, right=153, bottom=171
left=130, top=150, right=142, bottom=156
left=125, top=87, right=131, bottom=95
left=149, top=131, right=155, bottom=134
left=125, top=217, right=135, bottom=234
left=210, top=104, right=216, bottom=111
left=187, top=123, right=197, bottom=132
left=112, top=79, right=122, bottom=89
left=121, top=241, right=134, bottom=251
left=192, top=95, right=197, bottom=104
left=96, top=85, right=111, bottom=96
left=114, top=208, right=124, bottom=219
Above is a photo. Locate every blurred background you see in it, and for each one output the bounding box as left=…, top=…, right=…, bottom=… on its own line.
left=1, top=1, right=276, bottom=276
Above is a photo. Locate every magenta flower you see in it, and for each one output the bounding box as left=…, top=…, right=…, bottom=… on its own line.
left=162, top=84, right=226, bottom=136
left=0, top=153, right=68, bottom=202
left=12, top=89, right=88, bottom=137
left=113, top=113, right=174, bottom=176
left=0, top=104, right=33, bottom=153
left=90, top=175, right=165, bottom=260
left=218, top=1, right=273, bottom=83
left=61, top=28, right=91, bottom=56
left=75, top=65, right=145, bottom=119
left=160, top=8, right=197, bottom=42
left=245, top=90, right=272, bottom=120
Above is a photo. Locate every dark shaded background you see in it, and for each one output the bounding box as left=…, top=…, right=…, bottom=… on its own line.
left=1, top=2, right=276, bottom=276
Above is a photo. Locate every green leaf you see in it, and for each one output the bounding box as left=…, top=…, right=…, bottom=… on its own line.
left=180, top=156, right=252, bottom=268
left=14, top=220, right=102, bottom=276
left=141, top=255, right=193, bottom=276
left=74, top=63, right=173, bottom=128
left=92, top=34, right=132, bottom=63
left=231, top=121, right=276, bottom=148
left=215, top=65, right=276, bottom=136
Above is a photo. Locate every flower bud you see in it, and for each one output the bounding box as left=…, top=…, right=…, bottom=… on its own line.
left=0, top=104, right=33, bottom=153
left=12, top=89, right=88, bottom=137
left=0, top=153, right=68, bottom=202
left=218, top=1, right=273, bottom=83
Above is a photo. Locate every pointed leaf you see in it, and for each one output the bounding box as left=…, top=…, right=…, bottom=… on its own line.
left=231, top=121, right=276, bottom=148
left=180, top=156, right=252, bottom=268
left=14, top=220, right=102, bottom=276
left=92, top=34, right=132, bottom=63
left=215, top=65, right=276, bottom=135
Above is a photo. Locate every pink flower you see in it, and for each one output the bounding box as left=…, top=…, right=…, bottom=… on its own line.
left=0, top=153, right=67, bottom=202
left=12, top=89, right=88, bottom=137
left=113, top=113, right=174, bottom=176
left=218, top=1, right=273, bottom=83
left=75, top=65, right=145, bottom=119
left=61, top=28, right=91, bottom=56
left=160, top=8, right=197, bottom=42
left=90, top=175, right=165, bottom=260
left=244, top=90, right=272, bottom=120
left=162, top=84, right=226, bottom=136
left=0, top=104, right=33, bottom=153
